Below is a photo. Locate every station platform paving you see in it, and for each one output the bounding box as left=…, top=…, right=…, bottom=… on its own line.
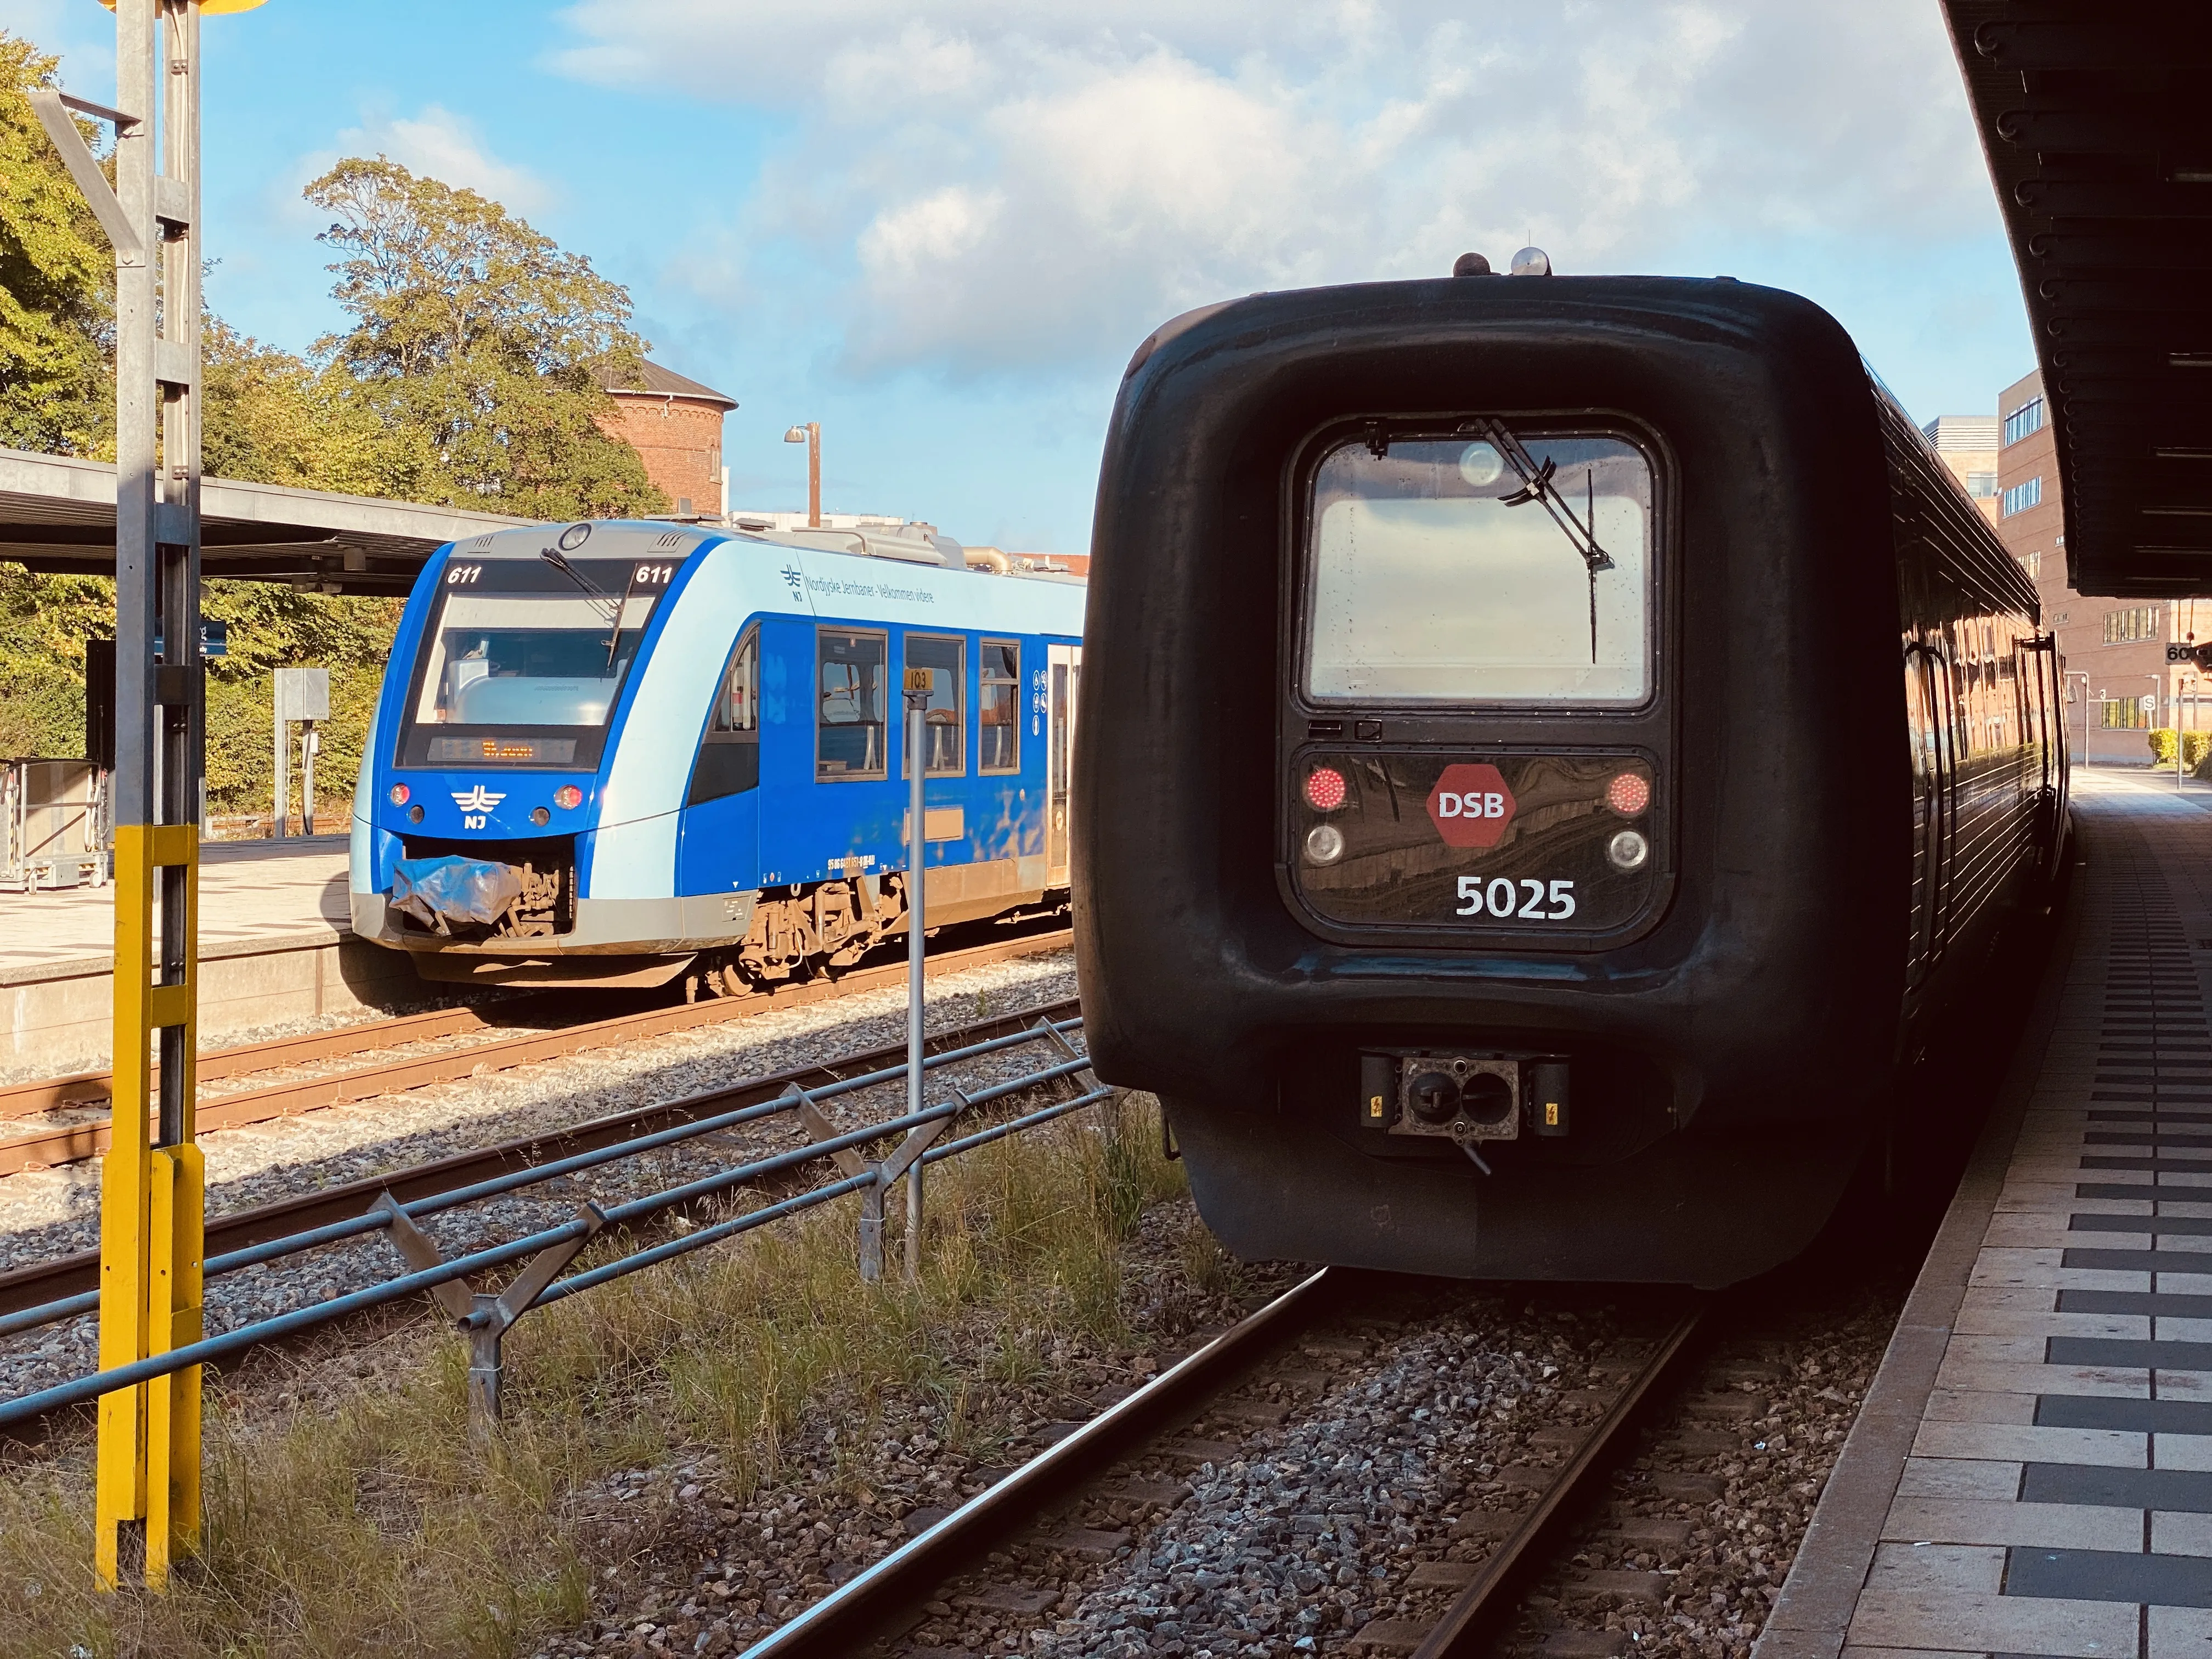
left=0, top=834, right=414, bottom=1075
left=1760, top=769, right=2212, bottom=1659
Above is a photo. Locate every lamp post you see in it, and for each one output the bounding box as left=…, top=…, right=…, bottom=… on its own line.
left=2149, top=673, right=2165, bottom=775
left=2066, top=671, right=2091, bottom=767
left=783, top=422, right=821, bottom=527
left=2183, top=673, right=2201, bottom=790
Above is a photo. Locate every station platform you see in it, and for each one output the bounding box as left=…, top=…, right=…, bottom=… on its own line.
left=1760, top=769, right=2212, bottom=1659
left=0, top=835, right=414, bottom=1075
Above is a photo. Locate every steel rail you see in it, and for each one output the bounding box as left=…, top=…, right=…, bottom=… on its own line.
left=0, top=926, right=1073, bottom=1175
left=738, top=1266, right=1345, bottom=1659
left=0, top=1052, right=1111, bottom=1430
left=0, top=991, right=1081, bottom=1330
left=741, top=1287, right=1705, bottom=1659
left=1410, top=1301, right=1709, bottom=1658
left=0, top=996, right=529, bottom=1122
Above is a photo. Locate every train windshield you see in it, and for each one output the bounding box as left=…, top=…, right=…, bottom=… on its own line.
left=396, top=555, right=678, bottom=769
left=1304, top=428, right=1654, bottom=704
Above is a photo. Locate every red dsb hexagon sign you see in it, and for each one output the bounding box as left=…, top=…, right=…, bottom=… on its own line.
left=1427, top=763, right=1517, bottom=849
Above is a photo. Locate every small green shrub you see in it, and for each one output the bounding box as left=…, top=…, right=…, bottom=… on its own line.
left=2151, top=730, right=2212, bottom=771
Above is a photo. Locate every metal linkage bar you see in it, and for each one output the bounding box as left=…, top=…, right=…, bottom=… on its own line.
left=0, top=1045, right=1109, bottom=1432
left=0, top=1018, right=1087, bottom=1342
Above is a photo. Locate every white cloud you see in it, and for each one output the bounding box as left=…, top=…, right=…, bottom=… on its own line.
left=549, top=1, right=1997, bottom=381
left=303, top=105, right=557, bottom=219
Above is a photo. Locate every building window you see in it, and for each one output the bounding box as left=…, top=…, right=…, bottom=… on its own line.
left=817, top=628, right=888, bottom=781
left=2018, top=551, right=2042, bottom=579
left=2103, top=607, right=2163, bottom=645
left=2100, top=696, right=2153, bottom=730
left=2001, top=476, right=2042, bottom=518
left=2004, top=397, right=2045, bottom=447
left=1967, top=471, right=1997, bottom=498
left=979, top=639, right=1020, bottom=774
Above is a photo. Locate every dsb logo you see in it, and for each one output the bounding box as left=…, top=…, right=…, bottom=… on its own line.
left=1436, top=791, right=1506, bottom=820
left=1427, top=763, right=1517, bottom=849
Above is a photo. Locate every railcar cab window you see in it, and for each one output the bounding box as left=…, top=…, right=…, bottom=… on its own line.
left=397, top=554, right=676, bottom=770
left=980, top=640, right=1020, bottom=774
left=1303, top=428, right=1654, bottom=706
left=689, top=624, right=759, bottom=804
left=904, top=634, right=966, bottom=777
left=818, top=628, right=888, bottom=781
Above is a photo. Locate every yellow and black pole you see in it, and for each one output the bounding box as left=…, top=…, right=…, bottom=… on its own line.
left=33, top=0, right=262, bottom=1590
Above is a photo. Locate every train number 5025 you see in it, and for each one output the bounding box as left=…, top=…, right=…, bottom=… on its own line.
left=1457, top=877, right=1577, bottom=920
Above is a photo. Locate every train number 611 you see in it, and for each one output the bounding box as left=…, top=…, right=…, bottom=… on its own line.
left=1457, top=876, right=1576, bottom=919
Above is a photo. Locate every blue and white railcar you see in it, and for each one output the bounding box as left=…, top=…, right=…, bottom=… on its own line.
left=349, top=519, right=1085, bottom=994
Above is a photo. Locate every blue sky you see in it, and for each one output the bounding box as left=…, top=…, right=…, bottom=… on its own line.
left=20, top=0, right=2033, bottom=555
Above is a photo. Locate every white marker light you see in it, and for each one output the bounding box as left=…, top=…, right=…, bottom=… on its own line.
left=1607, top=829, right=1650, bottom=871
left=1306, top=824, right=1346, bottom=864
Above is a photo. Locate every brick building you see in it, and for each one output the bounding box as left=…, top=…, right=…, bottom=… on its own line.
left=1991, top=368, right=2210, bottom=765
left=595, top=360, right=738, bottom=520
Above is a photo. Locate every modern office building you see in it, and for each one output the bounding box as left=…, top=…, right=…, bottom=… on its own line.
left=1921, top=415, right=2000, bottom=524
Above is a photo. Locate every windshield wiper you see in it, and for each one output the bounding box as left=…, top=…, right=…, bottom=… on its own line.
left=1481, top=419, right=1615, bottom=663
left=602, top=563, right=645, bottom=670
left=539, top=545, right=624, bottom=640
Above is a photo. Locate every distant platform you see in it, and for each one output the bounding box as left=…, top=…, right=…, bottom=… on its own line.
left=0, top=834, right=416, bottom=1075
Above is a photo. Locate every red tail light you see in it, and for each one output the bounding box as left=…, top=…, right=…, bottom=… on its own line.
left=553, top=785, right=584, bottom=810
left=1605, top=771, right=1651, bottom=816
left=1304, top=766, right=1348, bottom=811
left=387, top=783, right=410, bottom=806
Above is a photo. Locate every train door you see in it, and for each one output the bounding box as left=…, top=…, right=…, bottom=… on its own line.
left=1047, top=643, right=1081, bottom=884
left=1905, top=644, right=1956, bottom=985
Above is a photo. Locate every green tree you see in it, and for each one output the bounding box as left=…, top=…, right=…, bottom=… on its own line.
left=0, top=29, right=113, bottom=456
left=201, top=314, right=432, bottom=501
left=306, top=157, right=667, bottom=521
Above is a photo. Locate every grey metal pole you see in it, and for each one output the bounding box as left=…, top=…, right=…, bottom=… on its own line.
left=906, top=686, right=927, bottom=1280
left=273, top=704, right=286, bottom=840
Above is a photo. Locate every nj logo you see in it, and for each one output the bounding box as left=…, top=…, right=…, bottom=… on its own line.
left=450, top=784, right=505, bottom=812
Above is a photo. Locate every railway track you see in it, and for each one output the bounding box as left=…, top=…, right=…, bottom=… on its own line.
left=0, top=984, right=1082, bottom=1333
left=738, top=1275, right=1711, bottom=1659
left=0, top=923, right=1072, bottom=1177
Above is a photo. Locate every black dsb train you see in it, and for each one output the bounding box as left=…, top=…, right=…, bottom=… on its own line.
left=1074, top=269, right=2068, bottom=1287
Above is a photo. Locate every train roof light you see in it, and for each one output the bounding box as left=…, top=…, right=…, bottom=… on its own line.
left=1509, top=246, right=1553, bottom=276
left=1452, top=251, right=1494, bottom=276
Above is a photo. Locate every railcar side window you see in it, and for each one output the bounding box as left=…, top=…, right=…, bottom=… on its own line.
left=904, top=633, right=966, bottom=777
left=688, top=625, right=760, bottom=805
left=1304, top=428, right=1654, bottom=705
left=817, top=629, right=888, bottom=781
left=979, top=640, right=1020, bottom=774
left=712, top=628, right=758, bottom=733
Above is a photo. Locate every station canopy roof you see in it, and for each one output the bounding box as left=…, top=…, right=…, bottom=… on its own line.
left=0, top=447, right=526, bottom=597
left=1943, top=2, right=2212, bottom=597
